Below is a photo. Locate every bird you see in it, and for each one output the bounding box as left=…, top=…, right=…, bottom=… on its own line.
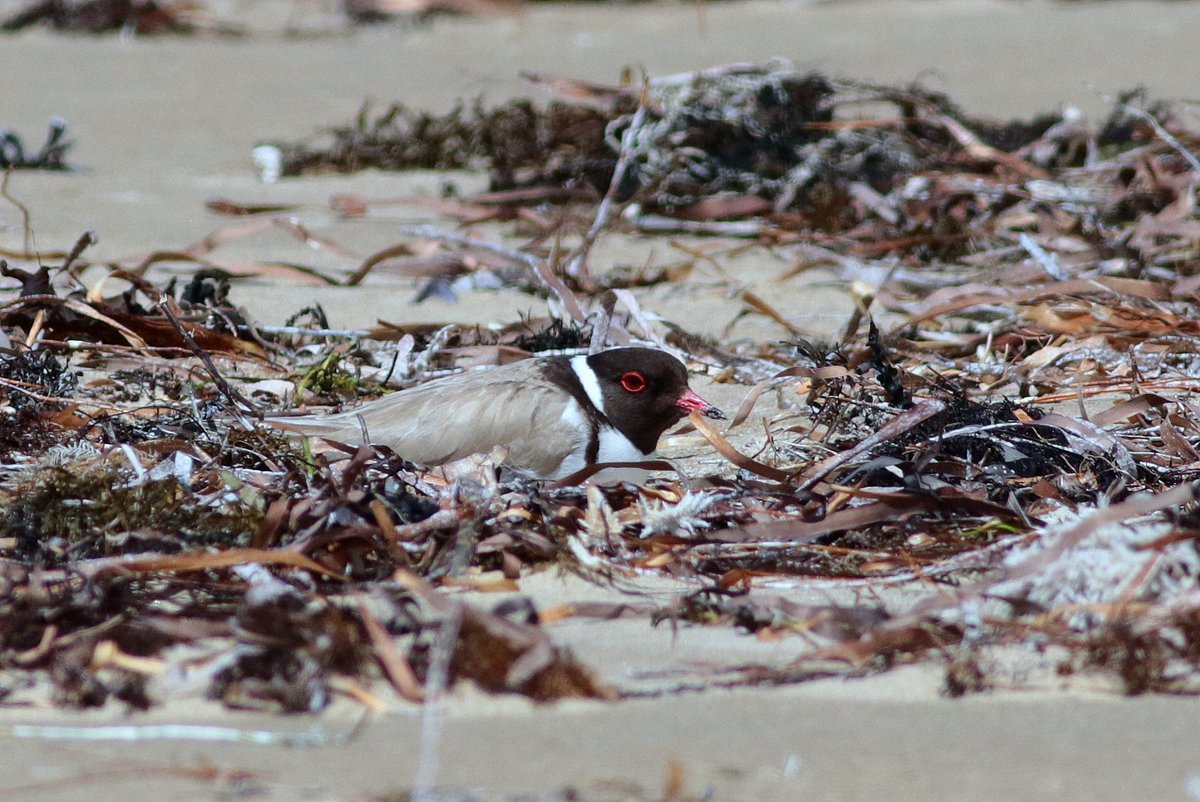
left=266, top=347, right=725, bottom=481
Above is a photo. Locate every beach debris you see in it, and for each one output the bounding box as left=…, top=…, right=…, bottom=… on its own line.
left=0, top=0, right=206, bottom=33
left=4, top=65, right=1200, bottom=709
left=245, top=65, right=1200, bottom=299
left=0, top=118, right=72, bottom=171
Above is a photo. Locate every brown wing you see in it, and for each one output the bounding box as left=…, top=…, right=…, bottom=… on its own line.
left=268, top=360, right=588, bottom=478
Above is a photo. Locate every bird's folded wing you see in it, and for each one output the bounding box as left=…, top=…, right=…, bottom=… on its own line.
left=267, top=363, right=587, bottom=477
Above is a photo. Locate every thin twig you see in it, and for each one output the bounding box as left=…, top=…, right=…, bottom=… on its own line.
left=1, top=168, right=33, bottom=256
left=5, top=722, right=357, bottom=747
left=392, top=224, right=585, bottom=323
left=1019, top=232, right=1068, bottom=281
left=1120, top=102, right=1200, bottom=174
left=565, top=100, right=650, bottom=284
left=157, top=298, right=260, bottom=420
left=256, top=325, right=369, bottom=338
left=410, top=588, right=463, bottom=802
left=588, top=290, right=617, bottom=354
left=58, top=230, right=96, bottom=290
left=627, top=211, right=767, bottom=237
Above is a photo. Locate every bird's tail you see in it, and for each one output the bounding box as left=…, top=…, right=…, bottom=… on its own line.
left=263, top=413, right=365, bottom=442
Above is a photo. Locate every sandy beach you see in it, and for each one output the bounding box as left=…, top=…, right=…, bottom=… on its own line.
left=4, top=1, right=1200, bottom=799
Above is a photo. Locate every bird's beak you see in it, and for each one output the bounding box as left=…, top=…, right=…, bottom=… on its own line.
left=675, top=388, right=726, bottom=420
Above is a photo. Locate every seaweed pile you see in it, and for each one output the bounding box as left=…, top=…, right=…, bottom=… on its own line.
left=0, top=0, right=202, bottom=33
left=0, top=119, right=72, bottom=171
left=3, top=65, right=1200, bottom=714
left=0, top=0, right=516, bottom=33
left=268, top=68, right=1193, bottom=247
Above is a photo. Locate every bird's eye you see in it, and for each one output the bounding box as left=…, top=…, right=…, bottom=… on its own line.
left=620, top=371, right=647, bottom=393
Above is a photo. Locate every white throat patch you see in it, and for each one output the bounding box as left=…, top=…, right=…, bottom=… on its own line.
left=570, top=355, right=607, bottom=416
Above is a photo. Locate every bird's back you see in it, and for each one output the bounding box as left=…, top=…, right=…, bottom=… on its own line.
left=267, top=358, right=587, bottom=477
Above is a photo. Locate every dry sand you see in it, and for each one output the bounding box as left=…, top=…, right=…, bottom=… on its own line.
left=4, top=1, right=1200, bottom=799
left=7, top=684, right=1200, bottom=801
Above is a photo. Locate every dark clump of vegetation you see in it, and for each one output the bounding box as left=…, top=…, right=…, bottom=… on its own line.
left=0, top=348, right=78, bottom=413
left=1083, top=618, right=1174, bottom=695
left=1, top=0, right=197, bottom=34
left=274, top=98, right=628, bottom=198
left=0, top=118, right=72, bottom=170
left=4, top=459, right=261, bottom=563
left=0, top=350, right=80, bottom=459
left=271, top=69, right=1148, bottom=229
left=511, top=316, right=588, bottom=353
left=209, top=583, right=375, bottom=713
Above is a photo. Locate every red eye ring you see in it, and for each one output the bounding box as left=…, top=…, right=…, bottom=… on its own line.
left=620, top=371, right=647, bottom=393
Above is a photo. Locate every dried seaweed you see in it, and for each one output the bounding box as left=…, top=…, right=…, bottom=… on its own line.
left=0, top=0, right=208, bottom=33
left=0, top=119, right=72, bottom=171
left=7, top=63, right=1200, bottom=712
left=262, top=64, right=1200, bottom=296
left=272, top=99, right=627, bottom=196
